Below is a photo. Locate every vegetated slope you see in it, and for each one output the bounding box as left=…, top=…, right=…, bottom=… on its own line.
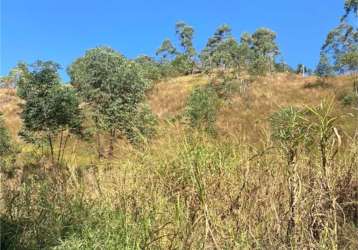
left=1, top=73, right=358, bottom=249
left=149, top=73, right=357, bottom=140
left=1, top=73, right=356, bottom=141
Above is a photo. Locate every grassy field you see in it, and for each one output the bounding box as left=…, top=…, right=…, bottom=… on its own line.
left=1, top=73, right=358, bottom=249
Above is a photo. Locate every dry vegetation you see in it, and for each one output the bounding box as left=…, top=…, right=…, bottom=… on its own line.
left=1, top=73, right=358, bottom=249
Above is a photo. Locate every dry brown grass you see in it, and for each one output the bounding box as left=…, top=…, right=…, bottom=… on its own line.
left=0, top=88, right=22, bottom=140
left=147, top=73, right=356, bottom=143
left=1, top=74, right=357, bottom=249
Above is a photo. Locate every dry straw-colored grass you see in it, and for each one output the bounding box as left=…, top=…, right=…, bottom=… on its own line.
left=1, top=74, right=357, bottom=249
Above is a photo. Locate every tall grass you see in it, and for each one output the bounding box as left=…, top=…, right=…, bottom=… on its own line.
left=1, top=86, right=358, bottom=249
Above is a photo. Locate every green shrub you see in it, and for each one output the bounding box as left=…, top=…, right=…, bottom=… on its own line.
left=17, top=61, right=82, bottom=163
left=1, top=164, right=153, bottom=250
left=124, top=103, right=158, bottom=144
left=171, top=54, right=195, bottom=75
left=135, top=55, right=162, bottom=81
left=186, top=86, right=220, bottom=134
left=337, top=89, right=358, bottom=106
left=269, top=107, right=308, bottom=163
left=0, top=113, right=11, bottom=156
left=69, top=47, right=152, bottom=156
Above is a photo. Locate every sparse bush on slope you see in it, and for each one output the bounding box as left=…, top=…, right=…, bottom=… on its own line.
left=185, top=85, right=220, bottom=134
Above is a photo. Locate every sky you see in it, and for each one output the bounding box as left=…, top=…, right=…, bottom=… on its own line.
left=1, top=0, right=345, bottom=81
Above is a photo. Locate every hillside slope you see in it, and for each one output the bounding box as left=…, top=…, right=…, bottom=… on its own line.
left=1, top=73, right=357, bottom=141
left=1, top=73, right=358, bottom=249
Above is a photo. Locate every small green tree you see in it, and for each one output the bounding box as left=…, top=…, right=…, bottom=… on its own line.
left=315, top=53, right=335, bottom=77
left=156, top=39, right=177, bottom=61
left=321, top=0, right=357, bottom=74
left=251, top=28, right=280, bottom=75
left=175, top=21, right=196, bottom=58
left=174, top=21, right=196, bottom=74
left=186, top=86, right=220, bottom=134
left=69, top=47, right=154, bottom=157
left=201, top=24, right=233, bottom=72
left=17, top=61, right=82, bottom=164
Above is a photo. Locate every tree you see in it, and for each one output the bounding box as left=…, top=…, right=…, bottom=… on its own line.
left=315, top=53, right=335, bottom=77
left=17, top=61, right=82, bottom=164
left=175, top=21, right=196, bottom=58
left=201, top=24, right=233, bottom=71
left=174, top=21, right=196, bottom=74
left=251, top=28, right=280, bottom=74
left=156, top=39, right=177, bottom=61
left=342, top=0, right=358, bottom=21
left=0, top=65, right=24, bottom=89
left=68, top=47, right=152, bottom=157
left=321, top=0, right=358, bottom=74
left=295, top=64, right=312, bottom=76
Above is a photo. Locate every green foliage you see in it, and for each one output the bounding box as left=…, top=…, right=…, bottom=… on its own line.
left=342, top=0, right=358, bottom=21
left=315, top=53, right=335, bottom=77
left=17, top=61, right=82, bottom=162
left=321, top=1, right=357, bottom=74
left=69, top=47, right=155, bottom=147
left=201, top=26, right=280, bottom=76
left=21, top=85, right=81, bottom=134
left=135, top=55, right=162, bottom=81
left=156, top=39, right=177, bottom=61
left=251, top=28, right=280, bottom=75
left=275, top=58, right=294, bottom=73
left=341, top=92, right=358, bottom=106
left=295, top=64, right=312, bottom=75
left=338, top=50, right=358, bottom=72
left=270, top=107, right=308, bottom=162
left=252, top=28, right=280, bottom=58
left=186, top=86, right=220, bottom=134
left=16, top=61, right=59, bottom=99
left=0, top=113, right=11, bottom=157
left=1, top=169, right=151, bottom=250
left=123, top=103, right=158, bottom=144
left=338, top=80, right=358, bottom=106
left=171, top=54, right=195, bottom=75
left=201, top=24, right=234, bottom=71
left=175, top=21, right=196, bottom=58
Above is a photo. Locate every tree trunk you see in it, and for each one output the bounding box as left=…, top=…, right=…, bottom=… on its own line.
left=48, top=133, right=54, bottom=164
left=108, top=129, right=116, bottom=158
left=96, top=131, right=104, bottom=159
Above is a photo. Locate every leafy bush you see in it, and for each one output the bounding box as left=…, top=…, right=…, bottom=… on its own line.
left=337, top=80, right=358, bottom=107
left=171, top=54, right=195, bottom=75
left=17, top=61, right=82, bottom=163
left=186, top=86, right=220, bottom=134
left=69, top=47, right=153, bottom=156
left=269, top=107, right=308, bottom=163
left=0, top=113, right=11, bottom=156
left=123, top=103, right=158, bottom=144
left=135, top=55, right=162, bottom=81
